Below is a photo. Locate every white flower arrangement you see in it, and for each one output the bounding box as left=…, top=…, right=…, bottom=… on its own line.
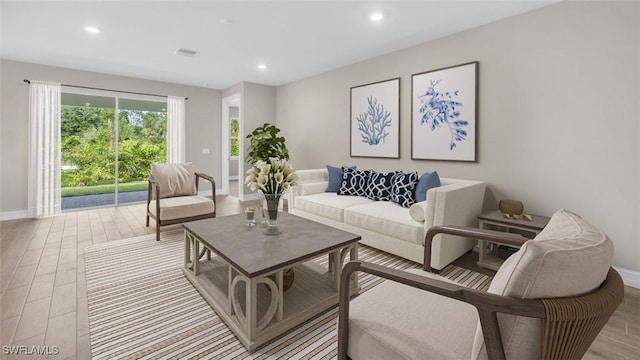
left=245, top=158, right=298, bottom=195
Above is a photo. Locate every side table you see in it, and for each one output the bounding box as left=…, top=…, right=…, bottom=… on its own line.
left=477, top=209, right=550, bottom=270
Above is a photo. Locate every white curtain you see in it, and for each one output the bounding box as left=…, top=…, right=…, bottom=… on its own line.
left=28, top=81, right=62, bottom=217
left=167, top=96, right=186, bottom=163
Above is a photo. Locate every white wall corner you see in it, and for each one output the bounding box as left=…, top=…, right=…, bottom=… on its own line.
left=614, top=266, right=640, bottom=289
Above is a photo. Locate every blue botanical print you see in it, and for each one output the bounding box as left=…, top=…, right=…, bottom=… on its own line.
left=418, top=80, right=469, bottom=150
left=357, top=96, right=392, bottom=146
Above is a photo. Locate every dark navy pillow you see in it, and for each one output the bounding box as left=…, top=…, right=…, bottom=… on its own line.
left=326, top=165, right=355, bottom=192
left=365, top=171, right=396, bottom=201
left=390, top=172, right=419, bottom=208
left=338, top=167, right=369, bottom=196
left=414, top=171, right=441, bottom=202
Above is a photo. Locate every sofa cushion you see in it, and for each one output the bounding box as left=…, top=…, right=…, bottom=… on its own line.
left=365, top=171, right=396, bottom=201
left=295, top=192, right=373, bottom=222
left=414, top=171, right=441, bottom=202
left=151, top=162, right=196, bottom=199
left=471, top=209, right=614, bottom=360
left=390, top=171, right=418, bottom=208
left=409, top=201, right=427, bottom=222
left=148, top=195, right=214, bottom=221
left=339, top=167, right=369, bottom=197
left=298, top=181, right=328, bottom=196
left=348, top=268, right=478, bottom=360
left=345, top=201, right=424, bottom=245
left=326, top=165, right=354, bottom=192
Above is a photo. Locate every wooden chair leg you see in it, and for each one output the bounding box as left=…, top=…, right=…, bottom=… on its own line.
left=156, top=223, right=160, bottom=241
left=146, top=214, right=149, bottom=227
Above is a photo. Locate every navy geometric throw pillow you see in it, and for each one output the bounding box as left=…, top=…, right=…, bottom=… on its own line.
left=390, top=172, right=419, bottom=208
left=365, top=171, right=396, bottom=201
left=338, top=167, right=369, bottom=196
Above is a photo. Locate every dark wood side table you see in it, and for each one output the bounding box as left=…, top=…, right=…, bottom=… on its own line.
left=477, top=209, right=551, bottom=271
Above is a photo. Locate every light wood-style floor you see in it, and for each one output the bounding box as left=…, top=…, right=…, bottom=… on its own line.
left=1, top=196, right=638, bottom=359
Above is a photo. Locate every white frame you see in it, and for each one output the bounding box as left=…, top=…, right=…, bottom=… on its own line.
left=350, top=78, right=400, bottom=158
left=411, top=61, right=478, bottom=162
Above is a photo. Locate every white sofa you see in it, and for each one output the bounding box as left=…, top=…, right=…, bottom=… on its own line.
left=288, top=168, right=487, bottom=271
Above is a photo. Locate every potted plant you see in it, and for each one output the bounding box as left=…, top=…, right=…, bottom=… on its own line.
left=245, top=123, right=290, bottom=164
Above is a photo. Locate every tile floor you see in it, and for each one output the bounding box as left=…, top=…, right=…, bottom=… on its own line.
left=1, top=194, right=638, bottom=359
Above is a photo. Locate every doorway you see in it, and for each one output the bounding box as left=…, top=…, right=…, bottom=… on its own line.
left=221, top=94, right=242, bottom=199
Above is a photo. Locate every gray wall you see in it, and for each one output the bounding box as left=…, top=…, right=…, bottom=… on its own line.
left=276, top=1, right=640, bottom=272
left=0, top=59, right=221, bottom=215
left=241, top=82, right=277, bottom=197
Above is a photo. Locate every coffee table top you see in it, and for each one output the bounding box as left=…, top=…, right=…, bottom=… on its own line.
left=183, top=212, right=361, bottom=277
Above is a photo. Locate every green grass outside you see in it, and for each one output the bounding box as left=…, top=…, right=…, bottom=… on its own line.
left=62, top=181, right=147, bottom=197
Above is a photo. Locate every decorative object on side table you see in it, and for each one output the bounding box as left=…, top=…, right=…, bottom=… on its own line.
left=245, top=158, right=298, bottom=235
left=477, top=209, right=551, bottom=270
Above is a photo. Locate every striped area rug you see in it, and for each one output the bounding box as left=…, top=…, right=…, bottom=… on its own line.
left=85, top=230, right=492, bottom=359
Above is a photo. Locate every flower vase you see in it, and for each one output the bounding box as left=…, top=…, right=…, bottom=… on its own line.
left=263, top=193, right=282, bottom=235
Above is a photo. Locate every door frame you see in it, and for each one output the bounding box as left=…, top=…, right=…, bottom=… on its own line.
left=221, top=93, right=241, bottom=198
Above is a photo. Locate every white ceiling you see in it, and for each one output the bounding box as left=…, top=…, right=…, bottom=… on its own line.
left=1, top=1, right=557, bottom=89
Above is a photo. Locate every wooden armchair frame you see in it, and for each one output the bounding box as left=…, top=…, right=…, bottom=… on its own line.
left=337, top=225, right=624, bottom=360
left=146, top=172, right=216, bottom=241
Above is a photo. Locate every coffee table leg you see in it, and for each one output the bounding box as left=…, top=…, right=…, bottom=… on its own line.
left=350, top=243, right=359, bottom=290
left=246, top=277, right=258, bottom=338
left=277, top=270, right=284, bottom=321
left=184, top=230, right=191, bottom=271
left=194, top=239, right=200, bottom=276
left=229, top=266, right=235, bottom=315
left=331, top=251, right=341, bottom=291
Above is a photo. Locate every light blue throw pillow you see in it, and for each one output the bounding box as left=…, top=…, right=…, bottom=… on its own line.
left=414, top=171, right=441, bottom=202
left=326, top=165, right=355, bottom=192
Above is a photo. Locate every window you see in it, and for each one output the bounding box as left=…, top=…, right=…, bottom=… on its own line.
left=230, top=118, right=239, bottom=158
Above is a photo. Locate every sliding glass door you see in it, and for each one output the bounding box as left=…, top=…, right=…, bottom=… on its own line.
left=117, top=98, right=166, bottom=205
left=60, top=91, right=166, bottom=210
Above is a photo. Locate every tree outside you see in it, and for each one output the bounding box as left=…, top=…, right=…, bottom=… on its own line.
left=61, top=105, right=166, bottom=197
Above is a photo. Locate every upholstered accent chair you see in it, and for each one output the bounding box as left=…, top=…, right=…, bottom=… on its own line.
left=146, top=162, right=216, bottom=241
left=338, top=210, right=623, bottom=360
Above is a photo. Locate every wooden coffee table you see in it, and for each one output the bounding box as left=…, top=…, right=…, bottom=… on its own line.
left=182, top=212, right=361, bottom=352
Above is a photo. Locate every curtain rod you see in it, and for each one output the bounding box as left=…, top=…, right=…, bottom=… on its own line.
left=23, top=79, right=188, bottom=100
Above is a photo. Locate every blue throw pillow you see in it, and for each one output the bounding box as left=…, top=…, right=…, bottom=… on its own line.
left=390, top=172, right=419, bottom=208
left=338, top=167, right=369, bottom=196
left=365, top=171, right=396, bottom=201
left=414, top=171, right=441, bottom=202
left=326, top=165, right=355, bottom=192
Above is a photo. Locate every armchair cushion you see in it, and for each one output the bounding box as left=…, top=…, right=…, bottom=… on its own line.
left=348, top=269, right=478, bottom=360
left=471, top=209, right=614, bottom=360
left=148, top=196, right=214, bottom=221
left=151, top=162, right=197, bottom=199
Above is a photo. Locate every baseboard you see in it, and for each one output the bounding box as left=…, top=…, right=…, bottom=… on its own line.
left=614, top=266, right=640, bottom=289
left=0, top=209, right=33, bottom=221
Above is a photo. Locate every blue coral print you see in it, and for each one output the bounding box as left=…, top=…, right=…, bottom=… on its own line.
left=418, top=80, right=469, bottom=150
left=357, top=96, right=392, bottom=146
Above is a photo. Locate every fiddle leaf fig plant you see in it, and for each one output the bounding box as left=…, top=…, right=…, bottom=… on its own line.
left=246, top=123, right=290, bottom=164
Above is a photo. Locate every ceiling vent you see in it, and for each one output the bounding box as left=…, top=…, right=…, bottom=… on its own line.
left=174, top=48, right=198, bottom=57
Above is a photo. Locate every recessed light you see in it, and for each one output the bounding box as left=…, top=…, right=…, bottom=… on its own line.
left=84, top=26, right=100, bottom=33
left=370, top=13, right=383, bottom=22
left=220, top=18, right=233, bottom=25
left=257, top=64, right=267, bottom=71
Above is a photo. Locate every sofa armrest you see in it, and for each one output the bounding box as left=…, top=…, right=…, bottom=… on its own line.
left=288, top=169, right=329, bottom=212
left=422, top=180, right=487, bottom=270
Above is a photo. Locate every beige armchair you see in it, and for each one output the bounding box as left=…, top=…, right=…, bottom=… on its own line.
left=146, top=162, right=216, bottom=241
left=338, top=210, right=623, bottom=360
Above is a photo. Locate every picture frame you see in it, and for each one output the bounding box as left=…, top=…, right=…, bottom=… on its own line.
left=411, top=61, right=478, bottom=162
left=350, top=78, right=400, bottom=158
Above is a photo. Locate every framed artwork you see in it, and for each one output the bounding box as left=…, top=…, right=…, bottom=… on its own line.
left=350, top=78, right=400, bottom=158
left=411, top=61, right=478, bottom=161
